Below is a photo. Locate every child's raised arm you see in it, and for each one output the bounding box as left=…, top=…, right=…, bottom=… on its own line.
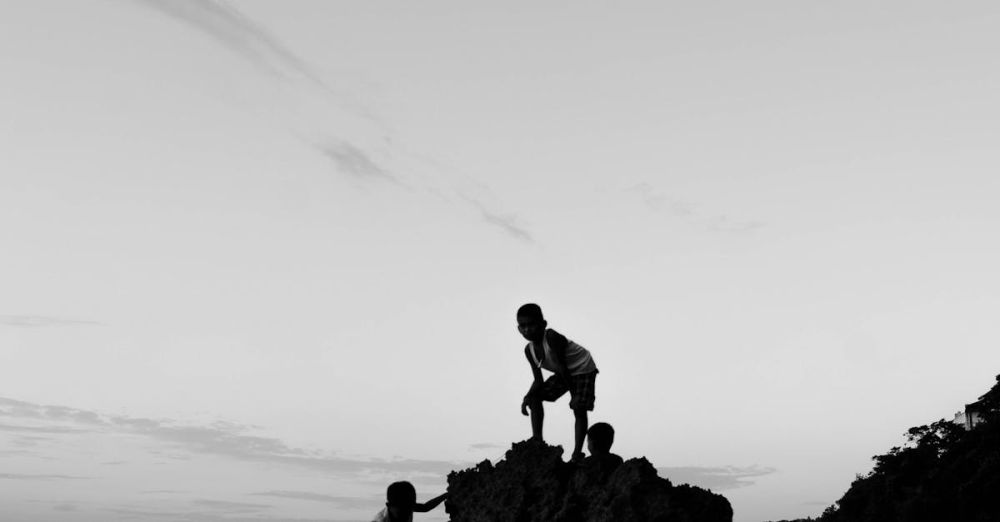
left=414, top=492, right=447, bottom=513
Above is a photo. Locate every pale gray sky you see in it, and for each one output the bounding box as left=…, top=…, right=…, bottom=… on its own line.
left=3, top=1, right=1000, bottom=521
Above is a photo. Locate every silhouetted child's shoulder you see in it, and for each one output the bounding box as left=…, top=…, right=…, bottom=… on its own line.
left=570, top=451, right=624, bottom=491
left=595, top=453, right=624, bottom=467
left=581, top=452, right=623, bottom=472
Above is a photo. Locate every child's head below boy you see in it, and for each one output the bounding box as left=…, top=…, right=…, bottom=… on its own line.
left=385, top=481, right=417, bottom=521
left=586, top=422, right=615, bottom=457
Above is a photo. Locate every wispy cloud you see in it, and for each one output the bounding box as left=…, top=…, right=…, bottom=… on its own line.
left=9, top=435, right=54, bottom=448
left=129, top=0, right=535, bottom=244
left=658, top=465, right=777, bottom=491
left=131, top=0, right=392, bottom=172
left=706, top=215, right=765, bottom=234
left=317, top=142, right=397, bottom=183
left=467, top=442, right=503, bottom=451
left=134, top=0, right=534, bottom=243
left=0, top=423, right=88, bottom=434
left=628, top=183, right=695, bottom=217
left=0, top=473, right=90, bottom=481
left=480, top=209, right=534, bottom=243
left=313, top=131, right=541, bottom=246
left=104, top=506, right=340, bottom=522
left=192, top=499, right=271, bottom=513
left=0, top=449, right=46, bottom=458
left=0, top=315, right=101, bottom=328
left=462, top=189, right=534, bottom=243
left=251, top=490, right=375, bottom=509
left=627, top=183, right=763, bottom=234
left=0, top=396, right=463, bottom=478
left=133, top=0, right=327, bottom=89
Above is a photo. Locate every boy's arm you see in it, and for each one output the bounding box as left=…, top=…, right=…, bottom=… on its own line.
left=522, top=347, right=544, bottom=415
left=524, top=346, right=544, bottom=391
left=414, top=492, right=447, bottom=513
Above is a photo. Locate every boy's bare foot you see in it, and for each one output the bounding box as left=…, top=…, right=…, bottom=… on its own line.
left=570, top=452, right=585, bottom=463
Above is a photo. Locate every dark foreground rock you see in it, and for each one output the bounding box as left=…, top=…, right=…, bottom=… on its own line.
left=446, top=439, right=732, bottom=522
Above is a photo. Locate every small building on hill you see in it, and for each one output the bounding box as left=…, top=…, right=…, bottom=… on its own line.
left=953, top=400, right=985, bottom=430
left=952, top=374, right=999, bottom=430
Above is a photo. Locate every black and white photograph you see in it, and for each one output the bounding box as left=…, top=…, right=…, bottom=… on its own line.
left=3, top=2, right=1000, bottom=521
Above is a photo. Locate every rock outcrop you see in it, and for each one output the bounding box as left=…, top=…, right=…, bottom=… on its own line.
left=446, top=439, right=732, bottom=522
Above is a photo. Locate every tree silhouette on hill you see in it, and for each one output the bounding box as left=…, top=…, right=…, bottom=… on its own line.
left=771, top=375, right=1000, bottom=522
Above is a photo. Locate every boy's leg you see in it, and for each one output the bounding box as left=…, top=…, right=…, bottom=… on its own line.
left=568, top=371, right=597, bottom=459
left=573, top=409, right=588, bottom=457
left=529, top=376, right=569, bottom=442
left=528, top=398, right=544, bottom=441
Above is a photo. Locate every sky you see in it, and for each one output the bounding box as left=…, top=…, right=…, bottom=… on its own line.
left=2, top=1, right=1000, bottom=521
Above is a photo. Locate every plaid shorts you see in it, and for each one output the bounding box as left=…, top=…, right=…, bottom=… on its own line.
left=532, top=370, right=598, bottom=411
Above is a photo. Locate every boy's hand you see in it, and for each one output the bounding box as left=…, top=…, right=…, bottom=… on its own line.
left=520, top=398, right=530, bottom=416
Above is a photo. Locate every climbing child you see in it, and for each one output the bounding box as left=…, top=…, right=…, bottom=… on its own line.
left=371, top=481, right=447, bottom=522
left=518, top=303, right=599, bottom=462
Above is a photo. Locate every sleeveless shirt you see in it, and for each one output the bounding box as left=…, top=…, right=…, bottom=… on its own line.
left=527, top=329, right=597, bottom=376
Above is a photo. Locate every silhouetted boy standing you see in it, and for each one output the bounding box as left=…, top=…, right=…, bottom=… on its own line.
left=518, top=303, right=599, bottom=462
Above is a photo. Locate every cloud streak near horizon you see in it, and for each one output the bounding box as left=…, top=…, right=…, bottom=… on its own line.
left=0, top=396, right=464, bottom=478
left=251, top=490, right=377, bottom=509
left=0, top=395, right=779, bottom=521
left=659, top=464, right=777, bottom=491
left=103, top=505, right=343, bottom=522
left=0, top=315, right=102, bottom=328
left=0, top=473, right=90, bottom=481
left=0, top=395, right=776, bottom=490
left=467, top=442, right=503, bottom=451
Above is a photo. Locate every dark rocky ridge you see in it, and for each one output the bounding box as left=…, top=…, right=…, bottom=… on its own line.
left=446, top=439, right=732, bottom=522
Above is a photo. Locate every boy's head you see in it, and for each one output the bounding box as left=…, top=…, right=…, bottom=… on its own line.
left=586, top=422, right=615, bottom=456
left=385, top=481, right=416, bottom=517
left=516, top=303, right=547, bottom=342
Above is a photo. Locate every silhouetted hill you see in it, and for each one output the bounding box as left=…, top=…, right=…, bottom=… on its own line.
left=445, top=438, right=732, bottom=522
left=767, top=375, right=1000, bottom=522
